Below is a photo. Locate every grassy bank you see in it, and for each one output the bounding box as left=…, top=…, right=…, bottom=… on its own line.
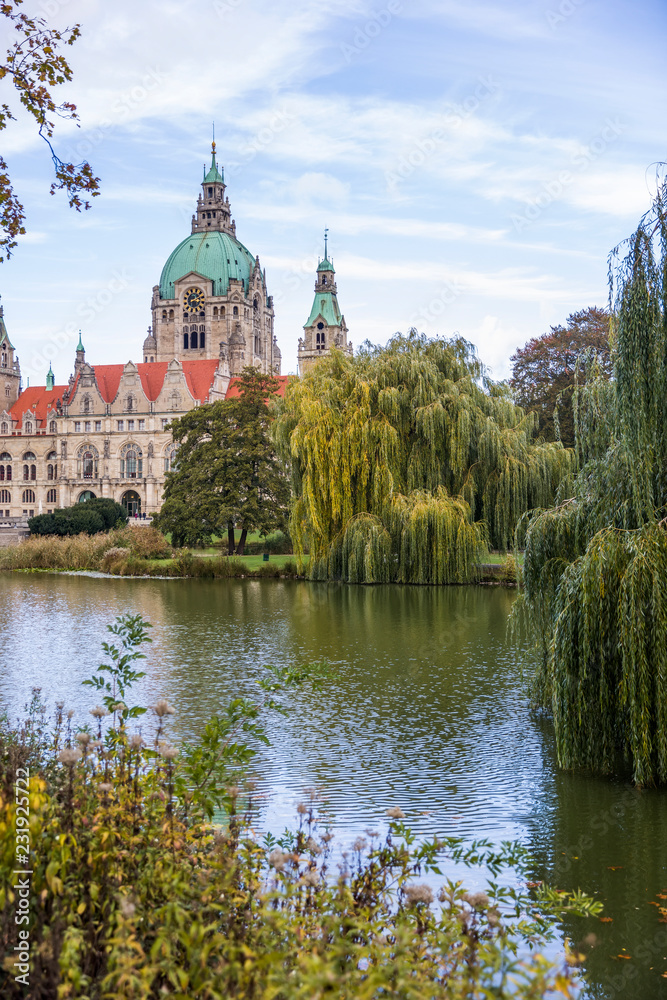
left=0, top=529, right=519, bottom=583
left=0, top=528, right=303, bottom=579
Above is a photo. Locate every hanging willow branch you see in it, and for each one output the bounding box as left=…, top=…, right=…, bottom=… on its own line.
left=518, top=177, right=667, bottom=786
left=274, top=331, right=572, bottom=584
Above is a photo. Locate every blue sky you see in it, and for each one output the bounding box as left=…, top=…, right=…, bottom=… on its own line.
left=3, top=0, right=665, bottom=386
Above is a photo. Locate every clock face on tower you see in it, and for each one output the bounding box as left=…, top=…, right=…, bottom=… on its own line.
left=184, top=287, right=205, bottom=310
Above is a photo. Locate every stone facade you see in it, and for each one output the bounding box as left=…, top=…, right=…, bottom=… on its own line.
left=0, top=145, right=289, bottom=520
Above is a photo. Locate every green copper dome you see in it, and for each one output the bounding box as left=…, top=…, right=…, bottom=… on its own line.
left=159, top=230, right=255, bottom=299
left=317, top=257, right=335, bottom=273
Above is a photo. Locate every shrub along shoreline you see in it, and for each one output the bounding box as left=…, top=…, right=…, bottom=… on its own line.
left=0, top=528, right=518, bottom=583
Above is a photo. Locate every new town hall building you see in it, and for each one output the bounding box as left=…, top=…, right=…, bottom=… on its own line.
left=0, top=144, right=352, bottom=520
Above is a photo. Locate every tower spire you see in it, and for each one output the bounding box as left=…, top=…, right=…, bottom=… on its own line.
left=46, top=363, right=54, bottom=390
left=324, top=227, right=329, bottom=261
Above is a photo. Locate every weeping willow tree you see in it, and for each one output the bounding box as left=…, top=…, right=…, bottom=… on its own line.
left=273, top=332, right=572, bottom=583
left=517, top=178, right=667, bottom=786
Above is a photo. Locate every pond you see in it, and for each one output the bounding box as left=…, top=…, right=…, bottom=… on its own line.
left=1, top=572, right=666, bottom=999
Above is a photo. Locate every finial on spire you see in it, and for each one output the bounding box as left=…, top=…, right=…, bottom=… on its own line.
left=212, top=121, right=216, bottom=154
left=76, top=330, right=84, bottom=353
left=324, top=227, right=329, bottom=260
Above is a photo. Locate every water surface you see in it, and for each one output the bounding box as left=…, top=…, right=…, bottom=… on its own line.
left=1, top=573, right=666, bottom=998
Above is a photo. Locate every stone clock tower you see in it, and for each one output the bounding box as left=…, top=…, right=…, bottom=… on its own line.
left=298, top=233, right=352, bottom=375
left=145, top=143, right=281, bottom=375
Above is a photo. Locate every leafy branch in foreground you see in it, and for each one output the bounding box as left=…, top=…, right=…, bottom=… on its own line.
left=0, top=0, right=100, bottom=259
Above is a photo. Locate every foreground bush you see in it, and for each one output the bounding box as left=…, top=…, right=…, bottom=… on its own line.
left=28, top=498, right=128, bottom=537
left=0, top=616, right=599, bottom=997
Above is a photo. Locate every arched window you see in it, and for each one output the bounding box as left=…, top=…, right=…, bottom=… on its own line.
left=316, top=331, right=326, bottom=349
left=46, top=489, right=57, bottom=504
left=183, top=330, right=189, bottom=350
left=1, top=422, right=7, bottom=434
left=1, top=453, right=12, bottom=482
left=5, top=385, right=10, bottom=398
left=322, top=276, right=327, bottom=286
left=233, top=305, right=238, bottom=316
left=46, top=451, right=57, bottom=480
left=22, top=489, right=35, bottom=504
left=190, top=329, right=198, bottom=350
left=77, top=444, right=98, bottom=479
left=0, top=489, right=9, bottom=504
left=22, top=465, right=29, bottom=481
left=24, top=421, right=33, bottom=434
left=213, top=306, right=218, bottom=318
left=49, top=420, right=57, bottom=434
left=162, top=310, right=167, bottom=320
left=169, top=309, right=174, bottom=320
left=30, top=465, right=36, bottom=481
left=23, top=451, right=36, bottom=461
left=221, top=306, right=225, bottom=317
left=120, top=443, right=142, bottom=479
left=164, top=444, right=178, bottom=473
left=200, top=328, right=205, bottom=349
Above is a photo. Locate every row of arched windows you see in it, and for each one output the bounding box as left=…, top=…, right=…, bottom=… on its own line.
left=0, top=488, right=56, bottom=505
left=1, top=419, right=58, bottom=435
left=183, top=326, right=206, bottom=350
left=0, top=443, right=177, bottom=484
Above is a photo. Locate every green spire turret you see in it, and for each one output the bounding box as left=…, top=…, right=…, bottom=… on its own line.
left=46, top=364, right=54, bottom=390
left=203, top=139, right=224, bottom=184
left=77, top=330, right=84, bottom=352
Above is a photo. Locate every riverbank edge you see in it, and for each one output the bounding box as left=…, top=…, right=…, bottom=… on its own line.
left=0, top=562, right=518, bottom=585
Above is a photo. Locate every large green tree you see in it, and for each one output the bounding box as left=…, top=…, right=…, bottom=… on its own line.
left=157, top=367, right=290, bottom=552
left=509, top=307, right=611, bottom=448
left=517, top=180, right=667, bottom=786
left=274, top=331, right=572, bottom=583
left=1, top=0, right=100, bottom=260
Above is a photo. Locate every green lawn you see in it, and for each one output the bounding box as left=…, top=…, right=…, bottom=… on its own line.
left=483, top=551, right=524, bottom=565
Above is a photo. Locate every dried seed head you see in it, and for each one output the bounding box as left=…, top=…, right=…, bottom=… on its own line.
left=352, top=837, right=368, bottom=854
left=153, top=699, right=175, bottom=718
left=129, top=733, right=143, bottom=749
left=98, top=782, right=113, bottom=793
left=89, top=706, right=109, bottom=719
left=404, top=883, right=434, bottom=907
left=119, top=896, right=136, bottom=918
left=58, top=748, right=82, bottom=765
left=55, top=701, right=64, bottom=710
left=464, top=891, right=489, bottom=911
left=386, top=806, right=405, bottom=819
left=305, top=837, right=322, bottom=855
left=269, top=848, right=288, bottom=872
left=75, top=732, right=91, bottom=746
left=299, top=870, right=319, bottom=888
left=158, top=742, right=178, bottom=760
left=67, top=710, right=75, bottom=720
left=111, top=702, right=126, bottom=713
left=296, top=802, right=308, bottom=815
left=321, top=832, right=334, bottom=844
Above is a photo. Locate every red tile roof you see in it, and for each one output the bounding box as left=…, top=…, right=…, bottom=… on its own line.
left=8, top=385, right=68, bottom=427
left=225, top=375, right=290, bottom=399
left=182, top=360, right=221, bottom=402
left=7, top=362, right=288, bottom=424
